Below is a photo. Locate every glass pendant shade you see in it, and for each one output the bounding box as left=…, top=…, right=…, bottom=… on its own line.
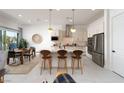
left=48, top=9, right=53, bottom=32
left=71, top=9, right=76, bottom=33
left=71, top=27, right=76, bottom=33
left=48, top=27, right=53, bottom=32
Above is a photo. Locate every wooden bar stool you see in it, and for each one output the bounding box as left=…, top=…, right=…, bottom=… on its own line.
left=57, top=50, right=68, bottom=73
left=40, top=50, right=52, bottom=74
left=71, top=50, right=83, bottom=74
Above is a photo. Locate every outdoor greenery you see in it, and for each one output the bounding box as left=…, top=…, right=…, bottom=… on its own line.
left=19, top=38, right=28, bottom=49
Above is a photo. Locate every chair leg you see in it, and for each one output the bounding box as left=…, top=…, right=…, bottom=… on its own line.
left=7, top=58, right=9, bottom=64
left=48, top=59, right=52, bottom=74
left=71, top=58, right=73, bottom=69
left=80, top=59, right=83, bottom=74
left=13, top=57, right=16, bottom=64
left=57, top=59, right=60, bottom=72
left=64, top=59, right=67, bottom=73
left=78, top=59, right=80, bottom=69
left=44, top=60, right=46, bottom=69
left=50, top=61, right=52, bottom=74
left=29, top=56, right=30, bottom=61
left=40, top=60, right=44, bottom=75
left=72, top=60, right=74, bottom=74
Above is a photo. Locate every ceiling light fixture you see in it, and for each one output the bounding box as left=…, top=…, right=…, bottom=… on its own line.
left=70, top=9, right=76, bottom=33
left=91, top=9, right=96, bottom=11
left=56, top=9, right=60, bottom=11
left=48, top=9, right=53, bottom=32
left=28, top=20, right=31, bottom=23
left=69, top=19, right=72, bottom=22
left=18, top=14, right=22, bottom=17
left=44, top=19, right=48, bottom=22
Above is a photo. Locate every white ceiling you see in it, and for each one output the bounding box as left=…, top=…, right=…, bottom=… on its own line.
left=0, top=9, right=104, bottom=26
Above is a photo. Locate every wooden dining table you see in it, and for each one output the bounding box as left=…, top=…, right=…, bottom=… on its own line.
left=14, top=49, right=24, bottom=64
left=7, top=49, right=24, bottom=65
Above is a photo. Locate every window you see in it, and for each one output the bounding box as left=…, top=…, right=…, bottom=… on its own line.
left=0, top=27, right=21, bottom=51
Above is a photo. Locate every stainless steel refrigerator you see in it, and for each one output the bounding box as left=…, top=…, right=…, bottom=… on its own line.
left=92, top=33, right=104, bottom=67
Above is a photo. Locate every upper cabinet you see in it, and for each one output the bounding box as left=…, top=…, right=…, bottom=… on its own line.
left=87, top=17, right=104, bottom=37
left=58, top=25, right=87, bottom=46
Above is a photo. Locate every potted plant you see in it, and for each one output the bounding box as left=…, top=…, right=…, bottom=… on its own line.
left=19, top=38, right=28, bottom=49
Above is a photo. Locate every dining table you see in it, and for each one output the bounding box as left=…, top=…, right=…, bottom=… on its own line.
left=14, top=49, right=24, bottom=64
left=7, top=49, right=24, bottom=65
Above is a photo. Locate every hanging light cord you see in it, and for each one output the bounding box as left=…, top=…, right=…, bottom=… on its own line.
left=49, top=9, right=52, bottom=28
left=72, top=9, right=75, bottom=28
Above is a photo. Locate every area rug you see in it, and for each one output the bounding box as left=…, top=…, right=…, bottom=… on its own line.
left=6, top=56, right=40, bottom=74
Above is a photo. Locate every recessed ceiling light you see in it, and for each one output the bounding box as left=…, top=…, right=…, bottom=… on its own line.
left=69, top=19, right=72, bottom=22
left=56, top=9, right=60, bottom=11
left=36, top=18, right=41, bottom=22
left=28, top=20, right=31, bottom=23
left=91, top=9, right=96, bottom=11
left=18, top=14, right=22, bottom=17
left=44, top=19, right=48, bottom=22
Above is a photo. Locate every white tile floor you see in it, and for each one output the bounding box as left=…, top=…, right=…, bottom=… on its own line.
left=4, top=54, right=124, bottom=83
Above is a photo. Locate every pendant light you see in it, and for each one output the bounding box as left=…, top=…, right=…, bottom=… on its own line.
left=48, top=9, right=53, bottom=32
left=71, top=9, right=76, bottom=33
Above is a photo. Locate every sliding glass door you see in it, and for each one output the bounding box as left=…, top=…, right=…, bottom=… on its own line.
left=0, top=30, right=2, bottom=50
left=0, top=27, right=21, bottom=51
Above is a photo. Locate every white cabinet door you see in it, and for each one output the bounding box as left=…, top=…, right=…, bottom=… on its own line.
left=112, top=12, right=124, bottom=77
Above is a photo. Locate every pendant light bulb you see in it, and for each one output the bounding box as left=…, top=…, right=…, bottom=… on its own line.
left=48, top=9, right=53, bottom=32
left=71, top=9, right=76, bottom=33
left=48, top=27, right=53, bottom=32
left=71, top=28, right=76, bottom=33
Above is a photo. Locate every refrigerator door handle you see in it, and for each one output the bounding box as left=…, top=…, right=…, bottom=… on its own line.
left=112, top=50, right=116, bottom=53
left=94, top=36, right=97, bottom=51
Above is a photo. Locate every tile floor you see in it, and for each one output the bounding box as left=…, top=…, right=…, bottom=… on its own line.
left=4, top=53, right=124, bottom=83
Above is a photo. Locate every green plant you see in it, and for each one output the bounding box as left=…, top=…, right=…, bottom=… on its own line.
left=3, top=31, right=6, bottom=50
left=19, top=38, right=28, bottom=48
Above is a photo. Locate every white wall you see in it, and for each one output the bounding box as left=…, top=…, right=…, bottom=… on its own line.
left=62, top=25, right=87, bottom=46
left=22, top=24, right=63, bottom=52
left=0, top=14, right=20, bottom=30
left=87, top=17, right=104, bottom=38
left=23, top=24, right=87, bottom=52
left=86, top=16, right=104, bottom=58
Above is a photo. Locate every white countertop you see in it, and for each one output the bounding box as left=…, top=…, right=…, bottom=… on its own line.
left=36, top=46, right=86, bottom=54
left=49, top=46, right=86, bottom=52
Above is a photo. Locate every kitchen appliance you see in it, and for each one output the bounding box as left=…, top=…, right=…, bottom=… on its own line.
left=51, top=36, right=58, bottom=41
left=87, top=37, right=93, bottom=55
left=92, top=33, right=104, bottom=67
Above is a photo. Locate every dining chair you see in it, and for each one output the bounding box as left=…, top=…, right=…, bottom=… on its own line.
left=7, top=50, right=21, bottom=65
left=23, top=48, right=33, bottom=61
left=57, top=50, right=68, bottom=73
left=40, top=50, right=52, bottom=74
left=71, top=50, right=83, bottom=74
left=30, top=47, right=36, bottom=57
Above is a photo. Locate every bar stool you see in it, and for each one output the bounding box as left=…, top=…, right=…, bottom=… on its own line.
left=71, top=50, right=83, bottom=74
left=57, top=50, right=68, bottom=72
left=40, top=50, right=52, bottom=74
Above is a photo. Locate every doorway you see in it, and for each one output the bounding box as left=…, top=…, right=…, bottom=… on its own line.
left=112, top=12, right=124, bottom=77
